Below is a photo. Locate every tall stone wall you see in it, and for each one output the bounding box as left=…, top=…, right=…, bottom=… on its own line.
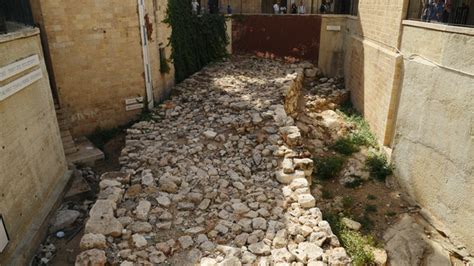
left=0, top=28, right=68, bottom=265
left=342, top=0, right=409, bottom=146
left=393, top=21, right=474, bottom=253
left=31, top=0, right=174, bottom=137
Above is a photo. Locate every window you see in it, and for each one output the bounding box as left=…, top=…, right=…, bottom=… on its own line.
left=407, top=0, right=474, bottom=27
left=0, top=0, right=35, bottom=34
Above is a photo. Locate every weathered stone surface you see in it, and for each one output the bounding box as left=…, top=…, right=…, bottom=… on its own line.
left=384, top=215, right=428, bottom=266
left=79, top=233, right=107, bottom=250
left=85, top=200, right=122, bottom=237
left=248, top=242, right=271, bottom=255
left=342, top=217, right=362, bottom=231
left=298, top=194, right=316, bottom=208
left=75, top=249, right=107, bottom=266
left=50, top=209, right=81, bottom=233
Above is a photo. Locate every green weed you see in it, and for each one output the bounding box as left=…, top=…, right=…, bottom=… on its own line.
left=332, top=137, right=361, bottom=155
left=367, top=194, right=377, bottom=200
left=321, top=189, right=334, bottom=199
left=314, top=156, right=346, bottom=179
left=325, top=212, right=376, bottom=265
left=385, top=211, right=397, bottom=217
left=365, top=153, right=393, bottom=181
left=338, top=102, right=378, bottom=148
left=342, top=196, right=354, bottom=209
left=365, top=204, right=378, bottom=213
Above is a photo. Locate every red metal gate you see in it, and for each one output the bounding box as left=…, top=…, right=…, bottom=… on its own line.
left=232, top=15, right=322, bottom=62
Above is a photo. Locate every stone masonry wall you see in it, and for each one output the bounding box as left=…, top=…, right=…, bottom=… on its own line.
left=31, top=0, right=175, bottom=137
left=0, top=28, right=68, bottom=265
left=393, top=22, right=474, bottom=253
left=342, top=0, right=409, bottom=146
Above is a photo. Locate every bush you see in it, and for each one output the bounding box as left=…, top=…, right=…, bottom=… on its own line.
left=365, top=153, right=393, bottom=181
left=314, top=156, right=346, bottom=179
left=332, top=137, right=361, bottom=155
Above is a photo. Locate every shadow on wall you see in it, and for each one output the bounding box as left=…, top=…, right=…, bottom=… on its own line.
left=231, top=15, right=322, bottom=63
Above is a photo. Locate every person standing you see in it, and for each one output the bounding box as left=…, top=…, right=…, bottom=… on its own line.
left=192, top=0, right=200, bottom=15
left=291, top=1, right=298, bottom=14
left=227, top=4, right=233, bottom=14
left=273, top=1, right=280, bottom=14
left=320, top=0, right=329, bottom=13
left=298, top=1, right=306, bottom=14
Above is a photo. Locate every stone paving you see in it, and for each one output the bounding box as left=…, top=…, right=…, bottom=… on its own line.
left=75, top=56, right=350, bottom=266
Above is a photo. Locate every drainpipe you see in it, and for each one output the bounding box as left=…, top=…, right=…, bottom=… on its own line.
left=138, top=0, right=154, bottom=110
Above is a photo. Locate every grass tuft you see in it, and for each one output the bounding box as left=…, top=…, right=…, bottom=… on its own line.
left=338, top=102, right=378, bottom=148
left=314, top=156, right=346, bottom=179
left=365, top=153, right=393, bottom=181
left=365, top=204, right=378, bottom=213
left=332, top=137, right=361, bottom=155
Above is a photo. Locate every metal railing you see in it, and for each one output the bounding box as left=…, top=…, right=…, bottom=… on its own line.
left=0, top=0, right=34, bottom=34
left=406, top=0, right=473, bottom=27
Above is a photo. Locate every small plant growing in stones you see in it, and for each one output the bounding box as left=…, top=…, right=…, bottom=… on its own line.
left=325, top=212, right=376, bottom=265
left=332, top=137, right=361, bottom=155
left=344, top=176, right=363, bottom=188
left=338, top=102, right=378, bottom=148
left=365, top=204, right=378, bottom=213
left=365, top=153, right=393, bottom=181
left=321, top=189, right=334, bottom=199
left=342, top=196, right=354, bottom=209
left=385, top=211, right=397, bottom=217
left=367, top=194, right=377, bottom=200
left=314, top=155, right=346, bottom=179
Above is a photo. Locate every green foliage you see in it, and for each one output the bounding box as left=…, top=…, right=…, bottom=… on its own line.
left=338, top=102, right=378, bottom=148
left=365, top=204, right=378, bottom=213
left=344, top=176, right=363, bottom=188
left=342, top=196, right=354, bottom=209
left=367, top=194, right=377, bottom=200
left=321, top=189, right=334, bottom=199
left=314, top=156, right=346, bottom=179
left=165, top=0, right=228, bottom=83
left=332, top=137, right=361, bottom=155
left=159, top=48, right=171, bottom=74
left=325, top=213, right=376, bottom=265
left=365, top=153, right=393, bottom=181
left=358, top=215, right=375, bottom=231
left=385, top=211, right=397, bottom=217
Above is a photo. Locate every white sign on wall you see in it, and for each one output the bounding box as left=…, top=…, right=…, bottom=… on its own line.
left=0, top=68, right=43, bottom=102
left=0, top=55, right=40, bottom=82
left=326, top=25, right=341, bottom=31
left=126, top=103, right=144, bottom=111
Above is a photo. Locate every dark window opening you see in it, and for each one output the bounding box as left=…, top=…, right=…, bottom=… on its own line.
left=0, top=0, right=35, bottom=34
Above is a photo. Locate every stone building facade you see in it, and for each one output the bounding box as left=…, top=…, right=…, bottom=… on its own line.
left=30, top=0, right=175, bottom=137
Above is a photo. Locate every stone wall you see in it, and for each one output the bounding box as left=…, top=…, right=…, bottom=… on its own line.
left=318, top=2, right=409, bottom=145
left=393, top=21, right=474, bottom=253
left=0, top=28, right=68, bottom=264
left=342, top=0, right=409, bottom=146
left=30, top=0, right=175, bottom=137
left=318, top=15, right=346, bottom=77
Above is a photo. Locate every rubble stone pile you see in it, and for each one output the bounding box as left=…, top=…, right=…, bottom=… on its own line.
left=76, top=56, right=351, bottom=266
